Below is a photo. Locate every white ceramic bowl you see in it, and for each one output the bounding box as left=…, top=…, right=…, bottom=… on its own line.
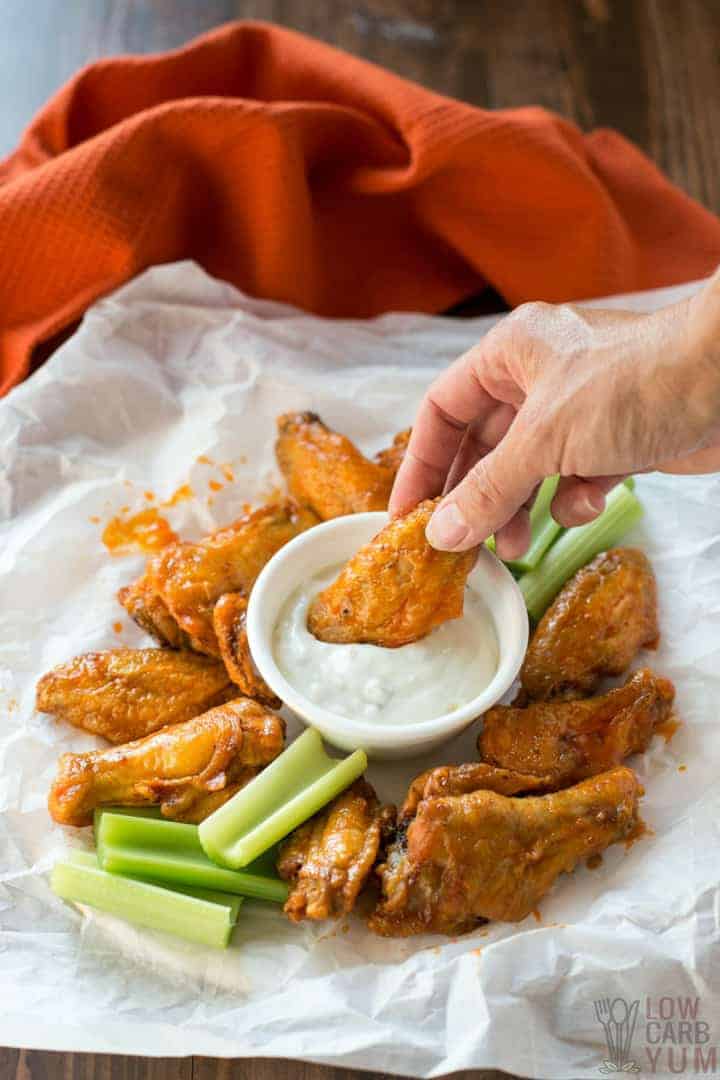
left=247, top=512, right=529, bottom=759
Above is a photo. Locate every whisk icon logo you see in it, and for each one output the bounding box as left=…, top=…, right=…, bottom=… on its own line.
left=594, top=998, right=641, bottom=1073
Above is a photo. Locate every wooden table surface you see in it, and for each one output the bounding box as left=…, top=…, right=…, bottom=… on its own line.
left=1, top=2, right=718, bottom=1079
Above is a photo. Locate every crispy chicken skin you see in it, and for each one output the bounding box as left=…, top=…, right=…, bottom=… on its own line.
left=48, top=699, right=285, bottom=826
left=369, top=767, right=642, bottom=936
left=36, top=648, right=234, bottom=743
left=308, top=499, right=477, bottom=647
left=120, top=499, right=317, bottom=659
left=480, top=668, right=675, bottom=787
left=275, top=412, right=401, bottom=520
left=116, top=578, right=192, bottom=650
left=400, top=762, right=551, bottom=821
left=374, top=428, right=411, bottom=473
left=212, top=592, right=281, bottom=708
left=521, top=547, right=659, bottom=701
left=277, top=780, right=395, bottom=922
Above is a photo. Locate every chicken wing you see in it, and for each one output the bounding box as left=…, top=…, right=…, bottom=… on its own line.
left=276, top=412, right=402, bottom=520
left=308, top=499, right=477, bottom=647
left=521, top=547, right=659, bottom=701
left=116, top=578, right=192, bottom=650
left=212, top=592, right=280, bottom=708
left=36, top=648, right=235, bottom=743
left=48, top=698, right=285, bottom=826
left=277, top=780, right=394, bottom=922
left=400, top=762, right=552, bottom=821
left=369, top=767, right=642, bottom=936
left=374, top=428, right=411, bottom=473
left=479, top=668, right=675, bottom=787
left=120, top=499, right=317, bottom=658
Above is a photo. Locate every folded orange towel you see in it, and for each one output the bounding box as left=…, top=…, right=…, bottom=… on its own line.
left=1, top=21, right=719, bottom=395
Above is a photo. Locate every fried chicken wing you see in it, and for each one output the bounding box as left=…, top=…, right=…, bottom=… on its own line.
left=521, top=547, right=659, bottom=701
left=369, top=767, right=642, bottom=936
left=308, top=499, right=477, bottom=647
left=400, top=762, right=552, bottom=821
left=276, top=412, right=400, bottom=520
left=374, top=428, right=411, bottom=473
left=212, top=592, right=280, bottom=708
left=277, top=780, right=394, bottom=922
left=120, top=499, right=317, bottom=658
left=48, top=698, right=285, bottom=826
left=116, top=577, right=192, bottom=650
left=480, top=668, right=675, bottom=787
left=36, top=648, right=234, bottom=743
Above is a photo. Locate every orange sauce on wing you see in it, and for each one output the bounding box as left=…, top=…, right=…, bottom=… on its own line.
left=656, top=715, right=681, bottom=743
left=624, top=817, right=651, bottom=850
left=102, top=508, right=178, bottom=555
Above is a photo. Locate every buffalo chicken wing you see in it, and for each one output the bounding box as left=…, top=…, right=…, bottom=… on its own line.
left=308, top=499, right=476, bottom=647
left=480, top=668, right=675, bottom=788
left=521, top=547, right=659, bottom=701
left=369, top=767, right=642, bottom=936
left=275, top=412, right=406, bottom=520
left=48, top=698, right=285, bottom=826
left=36, top=648, right=234, bottom=743
left=278, top=780, right=394, bottom=922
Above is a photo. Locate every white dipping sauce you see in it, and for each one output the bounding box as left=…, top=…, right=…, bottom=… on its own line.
left=272, top=566, right=499, bottom=725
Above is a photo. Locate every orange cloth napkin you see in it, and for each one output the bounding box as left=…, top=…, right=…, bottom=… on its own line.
left=2, top=21, right=719, bottom=396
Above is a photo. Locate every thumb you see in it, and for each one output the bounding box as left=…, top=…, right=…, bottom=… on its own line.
left=426, top=425, right=541, bottom=552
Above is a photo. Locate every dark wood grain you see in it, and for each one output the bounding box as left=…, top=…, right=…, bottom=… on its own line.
left=0, top=1047, right=509, bottom=1080
left=1, top=2, right=718, bottom=1079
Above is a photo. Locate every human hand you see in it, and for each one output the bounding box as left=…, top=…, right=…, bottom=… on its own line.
left=390, top=272, right=720, bottom=558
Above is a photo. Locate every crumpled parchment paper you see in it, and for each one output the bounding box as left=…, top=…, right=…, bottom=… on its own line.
left=0, top=262, right=718, bottom=1078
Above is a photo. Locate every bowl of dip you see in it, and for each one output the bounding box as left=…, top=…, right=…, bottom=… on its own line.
left=247, top=512, right=529, bottom=759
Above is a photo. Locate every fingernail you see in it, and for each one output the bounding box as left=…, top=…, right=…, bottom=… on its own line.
left=426, top=502, right=471, bottom=550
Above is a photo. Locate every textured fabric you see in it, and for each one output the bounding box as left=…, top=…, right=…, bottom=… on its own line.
left=1, top=20, right=719, bottom=395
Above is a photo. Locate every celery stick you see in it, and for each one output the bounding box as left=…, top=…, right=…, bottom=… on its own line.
left=63, top=849, right=243, bottom=919
left=519, top=482, right=643, bottom=621
left=507, top=475, right=562, bottom=573
left=95, top=811, right=289, bottom=904
left=199, top=728, right=367, bottom=869
left=489, top=476, right=635, bottom=572
left=51, top=851, right=238, bottom=948
left=485, top=477, right=562, bottom=572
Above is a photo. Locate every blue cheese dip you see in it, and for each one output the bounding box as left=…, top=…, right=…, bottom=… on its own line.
left=272, top=565, right=499, bottom=725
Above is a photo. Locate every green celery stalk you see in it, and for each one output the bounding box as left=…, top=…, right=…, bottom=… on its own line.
left=95, top=811, right=289, bottom=904
left=199, top=728, right=367, bottom=869
left=485, top=476, right=562, bottom=572
left=67, top=848, right=244, bottom=920
left=51, top=850, right=240, bottom=948
left=487, top=477, right=637, bottom=572
left=507, top=475, right=562, bottom=573
left=519, top=482, right=643, bottom=621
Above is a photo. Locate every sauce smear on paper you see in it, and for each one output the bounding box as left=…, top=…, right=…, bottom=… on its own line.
left=102, top=508, right=178, bottom=555
left=162, top=483, right=194, bottom=507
